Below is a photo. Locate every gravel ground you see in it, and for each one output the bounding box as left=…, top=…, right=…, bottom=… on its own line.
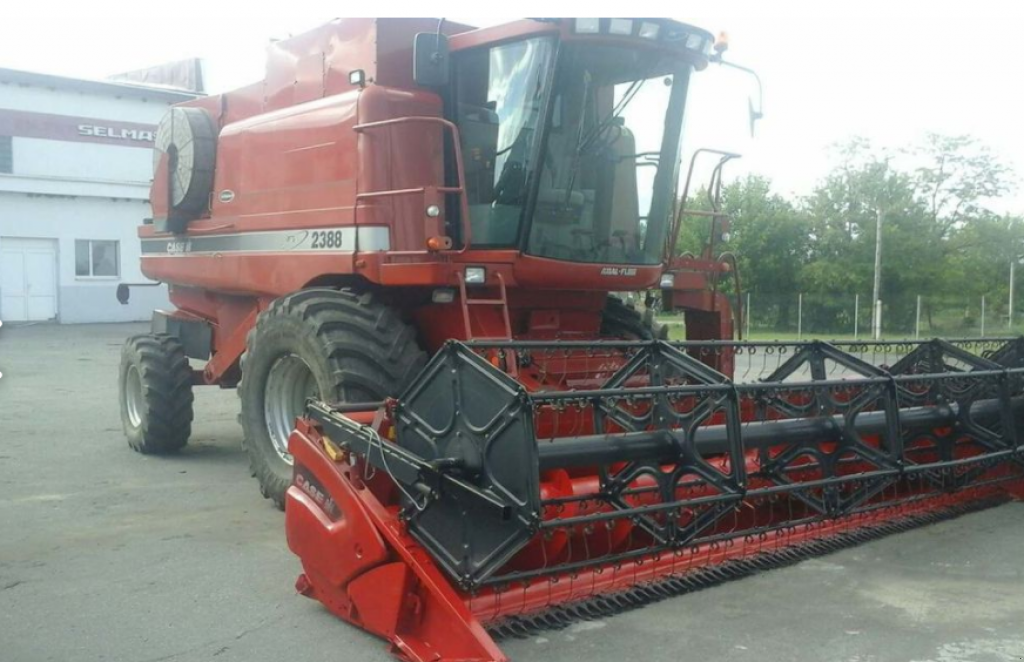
left=1, top=322, right=1023, bottom=662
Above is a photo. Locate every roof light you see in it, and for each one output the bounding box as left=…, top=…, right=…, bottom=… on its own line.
left=714, top=31, right=730, bottom=55
left=609, top=19, right=633, bottom=36
left=685, top=33, right=705, bottom=51
left=639, top=22, right=660, bottom=40
left=574, top=18, right=600, bottom=34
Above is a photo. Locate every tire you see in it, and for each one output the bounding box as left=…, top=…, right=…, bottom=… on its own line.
left=119, top=334, right=194, bottom=454
left=153, top=107, right=218, bottom=232
left=601, top=295, right=655, bottom=340
left=239, top=289, right=427, bottom=509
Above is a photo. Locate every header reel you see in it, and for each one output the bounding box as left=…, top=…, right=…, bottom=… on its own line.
left=286, top=337, right=1024, bottom=662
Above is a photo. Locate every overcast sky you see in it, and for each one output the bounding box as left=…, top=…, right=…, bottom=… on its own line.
left=3, top=2, right=1023, bottom=214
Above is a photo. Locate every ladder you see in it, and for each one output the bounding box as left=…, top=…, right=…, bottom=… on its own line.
left=457, top=272, right=512, bottom=340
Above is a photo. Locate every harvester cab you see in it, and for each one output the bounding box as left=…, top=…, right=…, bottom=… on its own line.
left=114, top=17, right=1024, bottom=662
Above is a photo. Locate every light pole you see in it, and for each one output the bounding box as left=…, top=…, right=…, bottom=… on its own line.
left=1011, top=257, right=1023, bottom=330
left=872, top=208, right=884, bottom=340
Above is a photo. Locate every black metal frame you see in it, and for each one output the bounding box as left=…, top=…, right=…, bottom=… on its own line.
left=308, top=336, right=1024, bottom=590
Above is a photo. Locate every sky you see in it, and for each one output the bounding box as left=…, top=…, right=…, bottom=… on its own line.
left=3, top=1, right=1023, bottom=215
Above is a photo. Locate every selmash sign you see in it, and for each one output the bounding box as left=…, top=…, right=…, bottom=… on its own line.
left=77, top=124, right=155, bottom=142
left=0, top=109, right=156, bottom=148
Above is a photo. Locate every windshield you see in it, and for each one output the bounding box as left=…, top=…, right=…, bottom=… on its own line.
left=526, top=45, right=689, bottom=265
left=455, top=37, right=555, bottom=247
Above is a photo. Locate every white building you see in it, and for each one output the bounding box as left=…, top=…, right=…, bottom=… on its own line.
left=0, top=67, right=198, bottom=323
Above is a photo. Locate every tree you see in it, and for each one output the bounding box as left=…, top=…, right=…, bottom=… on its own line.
left=909, top=134, right=1020, bottom=327
left=675, top=175, right=811, bottom=330
left=802, top=139, right=940, bottom=330
left=670, top=133, right=1021, bottom=337
left=910, top=133, right=1016, bottom=240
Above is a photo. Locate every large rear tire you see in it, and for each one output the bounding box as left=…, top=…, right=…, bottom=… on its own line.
left=119, top=334, right=194, bottom=453
left=238, top=289, right=426, bottom=509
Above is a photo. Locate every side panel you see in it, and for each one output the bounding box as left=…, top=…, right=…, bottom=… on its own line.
left=355, top=85, right=447, bottom=253
left=141, top=83, right=454, bottom=294
left=213, top=91, right=361, bottom=225
left=141, top=91, right=365, bottom=295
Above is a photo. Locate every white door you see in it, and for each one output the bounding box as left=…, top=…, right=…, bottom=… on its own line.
left=1, top=238, right=58, bottom=322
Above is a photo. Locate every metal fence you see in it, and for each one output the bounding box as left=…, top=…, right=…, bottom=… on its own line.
left=659, top=293, right=1024, bottom=340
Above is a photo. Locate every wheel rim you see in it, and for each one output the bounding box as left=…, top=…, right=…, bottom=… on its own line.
left=125, top=364, right=145, bottom=429
left=264, top=354, right=319, bottom=464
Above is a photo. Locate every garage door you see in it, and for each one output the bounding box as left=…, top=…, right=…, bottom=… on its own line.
left=1, top=238, right=58, bottom=322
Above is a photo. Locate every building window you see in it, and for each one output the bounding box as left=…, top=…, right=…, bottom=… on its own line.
left=0, top=136, right=11, bottom=173
left=75, top=240, right=120, bottom=278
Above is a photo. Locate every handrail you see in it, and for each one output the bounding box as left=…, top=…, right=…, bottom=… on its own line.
left=353, top=116, right=472, bottom=253
left=665, top=147, right=741, bottom=262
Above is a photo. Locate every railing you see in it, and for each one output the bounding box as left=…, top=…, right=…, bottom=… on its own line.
left=666, top=147, right=741, bottom=263
left=353, top=116, right=472, bottom=254
left=461, top=336, right=1024, bottom=384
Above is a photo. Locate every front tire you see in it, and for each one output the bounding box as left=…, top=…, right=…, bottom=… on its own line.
left=601, top=295, right=662, bottom=340
left=238, top=289, right=426, bottom=509
left=119, top=334, right=194, bottom=453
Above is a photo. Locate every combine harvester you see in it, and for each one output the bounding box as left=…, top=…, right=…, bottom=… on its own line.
left=118, top=17, right=1024, bottom=662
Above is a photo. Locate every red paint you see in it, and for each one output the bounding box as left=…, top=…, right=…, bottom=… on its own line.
left=137, top=18, right=731, bottom=387
left=286, top=416, right=1024, bottom=662
left=287, top=419, right=508, bottom=662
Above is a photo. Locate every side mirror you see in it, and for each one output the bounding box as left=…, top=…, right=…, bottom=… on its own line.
left=414, top=32, right=450, bottom=87
left=709, top=33, right=764, bottom=138
left=748, top=97, right=763, bottom=137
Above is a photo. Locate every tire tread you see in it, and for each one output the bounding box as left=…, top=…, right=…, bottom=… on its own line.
left=120, top=333, right=194, bottom=454
left=239, top=288, right=426, bottom=509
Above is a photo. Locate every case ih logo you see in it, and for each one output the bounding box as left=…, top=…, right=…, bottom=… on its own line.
left=294, top=472, right=339, bottom=520
left=166, top=240, right=192, bottom=254
left=78, top=124, right=155, bottom=142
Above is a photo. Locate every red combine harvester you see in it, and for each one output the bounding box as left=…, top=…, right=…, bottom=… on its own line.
left=118, top=17, right=1024, bottom=662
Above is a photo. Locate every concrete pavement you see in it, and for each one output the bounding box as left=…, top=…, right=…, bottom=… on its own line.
left=1, top=323, right=1022, bottom=662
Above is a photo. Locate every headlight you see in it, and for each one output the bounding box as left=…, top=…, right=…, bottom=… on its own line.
left=685, top=33, right=705, bottom=51
left=574, top=18, right=600, bottom=34
left=465, top=267, right=486, bottom=284
left=660, top=273, right=675, bottom=288
left=432, top=288, right=455, bottom=303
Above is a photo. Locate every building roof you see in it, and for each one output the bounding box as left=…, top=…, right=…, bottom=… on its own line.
left=0, top=67, right=201, bottom=103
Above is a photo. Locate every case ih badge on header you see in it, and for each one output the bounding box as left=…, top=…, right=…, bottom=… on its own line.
left=116, top=17, right=1024, bottom=662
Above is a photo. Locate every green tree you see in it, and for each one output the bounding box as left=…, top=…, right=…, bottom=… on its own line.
left=670, top=133, right=1021, bottom=337
left=675, top=175, right=811, bottom=330
left=910, top=133, right=1016, bottom=240
left=802, top=139, right=938, bottom=331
